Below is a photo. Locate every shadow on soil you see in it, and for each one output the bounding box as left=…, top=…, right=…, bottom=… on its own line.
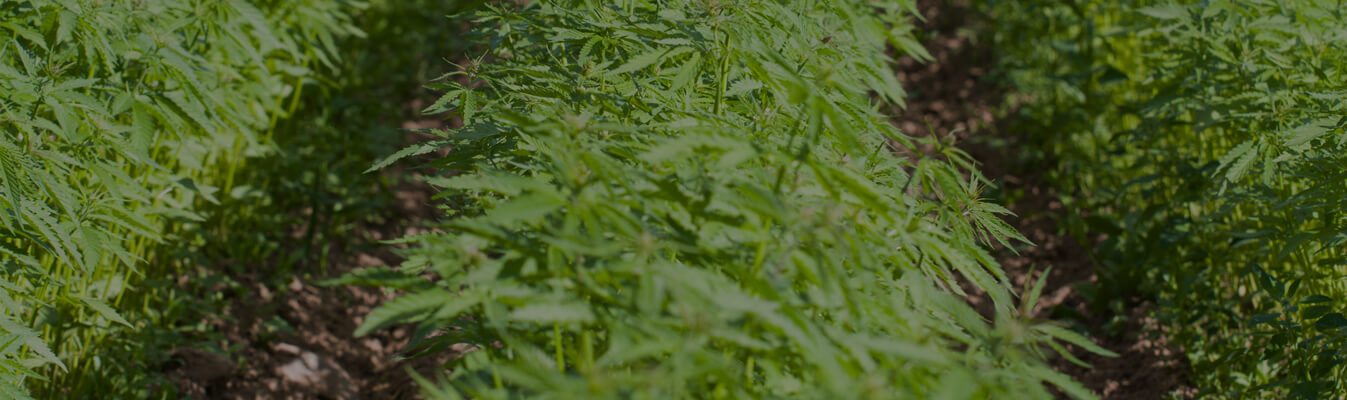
left=155, top=2, right=474, bottom=399
left=893, top=1, right=1194, bottom=399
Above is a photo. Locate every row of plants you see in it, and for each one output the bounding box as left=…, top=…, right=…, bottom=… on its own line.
left=64, top=0, right=480, bottom=397
left=354, top=0, right=1113, bottom=398
left=0, top=0, right=364, bottom=397
left=979, top=0, right=1347, bottom=397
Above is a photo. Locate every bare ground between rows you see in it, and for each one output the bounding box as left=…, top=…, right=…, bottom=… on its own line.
left=894, top=1, right=1195, bottom=399
left=161, top=104, right=458, bottom=400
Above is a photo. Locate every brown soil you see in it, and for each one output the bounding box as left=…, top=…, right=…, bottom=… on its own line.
left=893, top=1, right=1195, bottom=399
left=160, top=104, right=459, bottom=399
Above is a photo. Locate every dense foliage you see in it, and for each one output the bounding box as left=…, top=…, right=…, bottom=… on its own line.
left=0, top=0, right=361, bottom=397
left=37, top=0, right=1347, bottom=397
left=981, top=0, right=1347, bottom=397
left=354, top=1, right=1111, bottom=398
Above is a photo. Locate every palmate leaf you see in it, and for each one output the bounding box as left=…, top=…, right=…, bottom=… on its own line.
left=227, top=0, right=283, bottom=54
left=17, top=200, right=78, bottom=270
left=984, top=0, right=1347, bottom=394
left=0, top=318, right=63, bottom=372
left=0, top=242, right=40, bottom=270
left=351, top=0, right=1101, bottom=398
left=1218, top=139, right=1259, bottom=183
left=0, top=0, right=366, bottom=395
left=968, top=200, right=1033, bottom=249
left=0, top=380, right=37, bottom=400
left=1285, top=118, right=1336, bottom=149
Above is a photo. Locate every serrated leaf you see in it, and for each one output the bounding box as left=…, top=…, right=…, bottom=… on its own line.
left=0, top=318, right=64, bottom=371
left=1033, top=325, right=1119, bottom=357
left=609, top=47, right=691, bottom=77
left=668, top=53, right=701, bottom=92
left=1218, top=140, right=1258, bottom=183
left=1026, top=366, right=1098, bottom=400
left=1285, top=118, right=1335, bottom=148
left=77, top=296, right=132, bottom=328
left=724, top=79, right=763, bottom=97
left=355, top=289, right=462, bottom=337
left=366, top=140, right=450, bottom=173
left=0, top=380, right=36, bottom=400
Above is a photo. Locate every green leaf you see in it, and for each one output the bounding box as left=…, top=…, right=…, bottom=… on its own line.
left=1025, top=366, right=1098, bottom=400
left=724, top=79, right=763, bottom=97
left=1249, top=313, right=1280, bottom=326
left=608, top=47, right=691, bottom=76
left=319, top=267, right=433, bottom=291
left=0, top=380, right=36, bottom=400
left=77, top=296, right=132, bottom=328
left=1137, top=5, right=1187, bottom=20
left=1021, top=267, right=1052, bottom=314
left=1285, top=118, right=1335, bottom=149
left=1315, top=313, right=1347, bottom=331
left=1301, top=305, right=1331, bottom=320
left=366, top=140, right=450, bottom=173
left=355, top=289, right=461, bottom=337
left=668, top=52, right=701, bottom=92
left=1218, top=140, right=1259, bottom=183
left=483, top=191, right=565, bottom=225
left=0, top=318, right=64, bottom=372
left=1033, top=325, right=1119, bottom=357
left=507, top=303, right=594, bottom=324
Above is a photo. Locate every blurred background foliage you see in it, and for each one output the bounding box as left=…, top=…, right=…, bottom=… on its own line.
left=977, top=0, right=1347, bottom=397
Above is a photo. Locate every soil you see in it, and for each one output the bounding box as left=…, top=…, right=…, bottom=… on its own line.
left=159, top=101, right=461, bottom=399
left=892, top=1, right=1195, bottom=399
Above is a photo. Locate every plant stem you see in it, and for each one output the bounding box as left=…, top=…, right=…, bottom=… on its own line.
left=554, top=322, right=565, bottom=373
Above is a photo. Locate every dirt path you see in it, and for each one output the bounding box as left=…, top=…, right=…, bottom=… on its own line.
left=893, top=1, right=1194, bottom=398
left=156, top=3, right=471, bottom=397
left=162, top=118, right=455, bottom=400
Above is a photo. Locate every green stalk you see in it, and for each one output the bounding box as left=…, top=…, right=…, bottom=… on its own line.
left=752, top=221, right=769, bottom=275
left=713, top=32, right=730, bottom=116
left=745, top=355, right=755, bottom=385
left=581, top=330, right=594, bottom=373
left=554, top=322, right=565, bottom=373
